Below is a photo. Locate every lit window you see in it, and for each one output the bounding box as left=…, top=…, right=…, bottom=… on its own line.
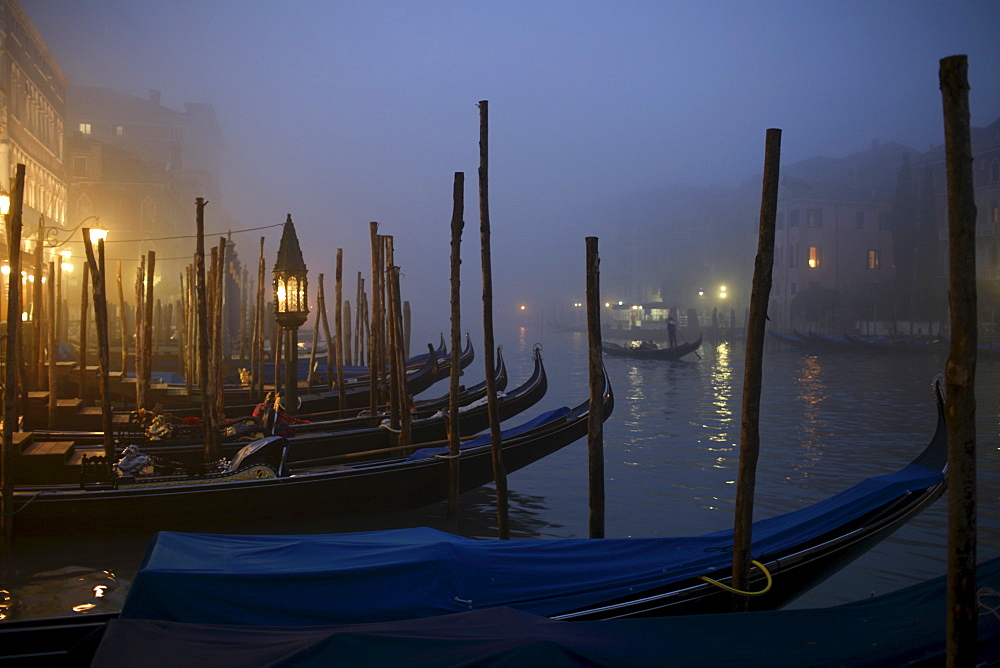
left=808, top=246, right=820, bottom=268
left=992, top=200, right=998, bottom=225
left=115, top=125, right=124, bottom=137
left=867, top=250, right=881, bottom=270
left=78, top=123, right=91, bottom=135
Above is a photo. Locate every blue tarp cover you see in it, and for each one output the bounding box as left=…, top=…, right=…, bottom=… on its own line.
left=119, top=462, right=942, bottom=626
left=96, top=557, right=1000, bottom=667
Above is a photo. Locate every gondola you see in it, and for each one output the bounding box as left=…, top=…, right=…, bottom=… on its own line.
left=6, top=361, right=612, bottom=537
left=15, top=346, right=545, bottom=484
left=844, top=332, right=947, bottom=356
left=140, top=334, right=474, bottom=417
left=42, top=336, right=473, bottom=432
left=65, top=336, right=454, bottom=409
left=27, top=345, right=509, bottom=450
left=601, top=334, right=702, bottom=361
left=105, top=378, right=947, bottom=624
left=81, top=555, right=1000, bottom=667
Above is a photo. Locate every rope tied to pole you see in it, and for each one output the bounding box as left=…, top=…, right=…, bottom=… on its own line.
left=698, top=559, right=773, bottom=596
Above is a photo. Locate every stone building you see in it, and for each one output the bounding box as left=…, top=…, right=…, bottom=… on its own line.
left=64, top=85, right=227, bottom=302
left=0, top=0, right=68, bottom=252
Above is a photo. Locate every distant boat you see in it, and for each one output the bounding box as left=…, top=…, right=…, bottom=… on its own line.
left=601, top=334, right=702, bottom=361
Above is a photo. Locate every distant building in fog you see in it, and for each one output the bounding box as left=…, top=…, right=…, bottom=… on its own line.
left=770, top=141, right=915, bottom=332
left=64, top=85, right=228, bottom=300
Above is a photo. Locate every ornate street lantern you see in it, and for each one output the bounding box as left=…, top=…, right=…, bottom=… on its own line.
left=273, top=214, right=308, bottom=413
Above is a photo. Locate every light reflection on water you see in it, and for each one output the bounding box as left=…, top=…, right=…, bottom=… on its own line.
left=2, top=323, right=998, bottom=620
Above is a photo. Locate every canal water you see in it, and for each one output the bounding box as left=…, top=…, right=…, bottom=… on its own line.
left=2, top=323, right=998, bottom=621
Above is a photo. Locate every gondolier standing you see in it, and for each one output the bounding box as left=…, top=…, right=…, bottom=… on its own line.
left=667, top=314, right=678, bottom=348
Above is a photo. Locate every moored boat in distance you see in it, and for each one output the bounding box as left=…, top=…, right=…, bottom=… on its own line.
left=601, top=334, right=702, bottom=361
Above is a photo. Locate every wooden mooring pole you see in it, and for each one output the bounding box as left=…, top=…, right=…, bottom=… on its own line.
left=82, top=230, right=113, bottom=457
left=47, top=261, right=56, bottom=429
left=78, top=262, right=89, bottom=405
left=585, top=236, right=605, bottom=538
left=195, top=198, right=219, bottom=461
left=478, top=100, right=509, bottom=538
left=448, top=171, right=464, bottom=517
left=731, top=128, right=780, bottom=610
left=334, top=249, right=345, bottom=406
left=2, top=164, right=26, bottom=540
left=940, top=54, right=978, bottom=667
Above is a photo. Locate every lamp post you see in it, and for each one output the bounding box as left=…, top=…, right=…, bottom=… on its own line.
left=273, top=214, right=308, bottom=415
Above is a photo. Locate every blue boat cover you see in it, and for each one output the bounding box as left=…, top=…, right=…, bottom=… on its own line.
left=95, top=557, right=1000, bottom=667
left=119, top=462, right=942, bottom=626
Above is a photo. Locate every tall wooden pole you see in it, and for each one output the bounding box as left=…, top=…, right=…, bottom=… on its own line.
left=2, top=164, right=26, bottom=539
left=368, top=222, right=381, bottom=418
left=940, top=54, right=978, bottom=667
left=214, top=238, right=226, bottom=420
left=731, top=128, right=781, bottom=608
left=47, top=261, right=57, bottom=428
left=478, top=100, right=509, bottom=538
left=585, top=237, right=604, bottom=538
left=307, top=273, right=323, bottom=390
left=142, top=251, right=155, bottom=410
left=390, top=264, right=410, bottom=442
left=183, top=266, right=193, bottom=396
left=195, top=198, right=219, bottom=461
left=116, top=262, right=128, bottom=375
left=31, top=217, right=43, bottom=390
left=134, top=258, right=145, bottom=410
left=355, top=272, right=363, bottom=365
left=447, top=172, right=464, bottom=516
left=82, top=231, right=113, bottom=457
left=335, top=249, right=345, bottom=406
left=78, top=262, right=89, bottom=404
left=255, top=237, right=266, bottom=401
left=384, top=236, right=401, bottom=431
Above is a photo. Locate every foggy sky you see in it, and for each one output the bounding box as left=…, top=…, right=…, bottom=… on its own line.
left=22, top=0, right=1000, bottom=345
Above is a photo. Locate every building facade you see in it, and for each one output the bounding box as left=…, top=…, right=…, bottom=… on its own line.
left=0, top=0, right=68, bottom=246
left=64, top=85, right=227, bottom=301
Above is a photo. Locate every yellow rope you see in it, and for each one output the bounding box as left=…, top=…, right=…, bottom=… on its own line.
left=698, top=560, right=773, bottom=596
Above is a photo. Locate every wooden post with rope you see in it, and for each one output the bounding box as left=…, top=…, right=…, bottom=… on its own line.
left=731, top=128, right=780, bottom=610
